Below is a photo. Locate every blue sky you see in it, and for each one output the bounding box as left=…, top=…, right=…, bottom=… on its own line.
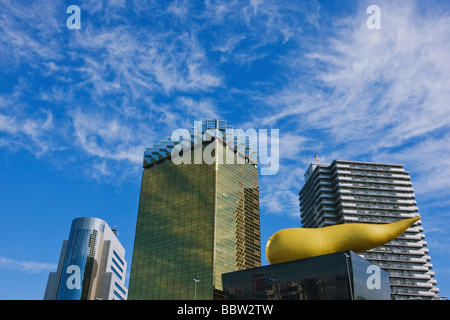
left=0, top=0, right=449, bottom=299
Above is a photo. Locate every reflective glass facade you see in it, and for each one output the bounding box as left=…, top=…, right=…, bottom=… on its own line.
left=44, top=217, right=128, bottom=300
left=57, top=218, right=105, bottom=300
left=129, top=124, right=260, bottom=300
left=222, top=251, right=390, bottom=300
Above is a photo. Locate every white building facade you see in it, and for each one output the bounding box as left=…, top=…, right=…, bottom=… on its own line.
left=44, top=217, right=128, bottom=300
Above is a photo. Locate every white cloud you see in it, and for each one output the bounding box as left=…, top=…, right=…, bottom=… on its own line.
left=0, top=114, right=16, bottom=134
left=203, top=0, right=320, bottom=64
left=1, top=0, right=449, bottom=195
left=0, top=256, right=57, bottom=273
left=0, top=109, right=56, bottom=156
left=176, top=96, right=219, bottom=120
left=70, top=108, right=144, bottom=164
left=255, top=0, right=450, bottom=199
left=72, top=25, right=222, bottom=98
left=278, top=133, right=308, bottom=161
left=0, top=1, right=64, bottom=67
left=0, top=0, right=226, bottom=180
left=259, top=163, right=305, bottom=218
left=374, top=133, right=450, bottom=197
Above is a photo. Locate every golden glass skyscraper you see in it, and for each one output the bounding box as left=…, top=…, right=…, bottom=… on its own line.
left=128, top=120, right=260, bottom=300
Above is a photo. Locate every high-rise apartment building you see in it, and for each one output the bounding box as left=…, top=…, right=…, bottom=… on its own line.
left=299, top=160, right=439, bottom=300
left=128, top=120, right=261, bottom=300
left=44, top=217, right=128, bottom=300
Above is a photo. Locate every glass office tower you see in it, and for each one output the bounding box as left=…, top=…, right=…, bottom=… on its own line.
left=128, top=120, right=261, bottom=300
left=299, top=160, right=439, bottom=299
left=44, top=217, right=128, bottom=300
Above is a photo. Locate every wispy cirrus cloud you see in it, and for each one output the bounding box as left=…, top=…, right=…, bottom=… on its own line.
left=251, top=0, right=450, bottom=208
left=1, top=0, right=449, bottom=202
left=375, top=133, right=450, bottom=197
left=202, top=0, right=320, bottom=65
left=72, top=26, right=222, bottom=98
left=0, top=0, right=225, bottom=178
left=0, top=256, right=57, bottom=273
left=260, top=1, right=450, bottom=136
left=0, top=108, right=56, bottom=156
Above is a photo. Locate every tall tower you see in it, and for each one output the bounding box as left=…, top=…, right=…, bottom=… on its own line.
left=44, top=217, right=128, bottom=300
left=128, top=120, right=261, bottom=300
left=299, top=160, right=439, bottom=300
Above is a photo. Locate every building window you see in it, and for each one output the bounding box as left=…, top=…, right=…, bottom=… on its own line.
left=113, top=290, right=124, bottom=300
left=112, top=258, right=124, bottom=273
left=115, top=282, right=126, bottom=295
left=111, top=266, right=122, bottom=280
left=113, top=251, right=125, bottom=266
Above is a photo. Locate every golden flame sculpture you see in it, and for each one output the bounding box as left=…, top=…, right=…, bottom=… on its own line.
left=266, top=216, right=420, bottom=265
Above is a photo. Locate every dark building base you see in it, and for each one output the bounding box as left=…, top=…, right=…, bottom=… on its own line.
left=222, top=251, right=390, bottom=300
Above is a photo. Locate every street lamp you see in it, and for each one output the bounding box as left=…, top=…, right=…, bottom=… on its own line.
left=344, top=253, right=354, bottom=300
left=193, top=279, right=200, bottom=300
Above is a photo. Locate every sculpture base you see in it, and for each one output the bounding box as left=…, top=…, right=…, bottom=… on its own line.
left=222, top=250, right=390, bottom=300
